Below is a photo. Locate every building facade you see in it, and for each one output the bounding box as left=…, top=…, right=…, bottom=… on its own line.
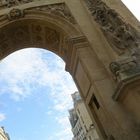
left=69, top=108, right=87, bottom=140
left=0, top=127, right=10, bottom=140
left=69, top=92, right=99, bottom=140
left=0, top=0, right=140, bottom=139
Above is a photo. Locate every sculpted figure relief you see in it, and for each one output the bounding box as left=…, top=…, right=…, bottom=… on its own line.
left=8, top=8, right=24, bottom=20
left=109, top=49, right=140, bottom=81
left=110, top=57, right=137, bottom=80
left=85, top=0, right=140, bottom=53
left=85, top=0, right=140, bottom=81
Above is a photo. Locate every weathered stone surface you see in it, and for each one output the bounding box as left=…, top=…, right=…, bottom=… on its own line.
left=25, top=3, right=77, bottom=24
left=8, top=8, right=24, bottom=20
left=85, top=0, right=140, bottom=54
left=0, top=0, right=140, bottom=140
left=0, top=0, right=33, bottom=9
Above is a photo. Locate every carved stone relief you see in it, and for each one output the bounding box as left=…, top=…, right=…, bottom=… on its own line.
left=31, top=24, right=42, bottom=42
left=0, top=24, right=31, bottom=59
left=12, top=26, right=30, bottom=44
left=8, top=8, right=24, bottom=20
left=109, top=54, right=138, bottom=81
left=30, top=23, right=60, bottom=52
left=26, top=3, right=77, bottom=24
left=85, top=0, right=140, bottom=82
left=0, top=2, right=74, bottom=59
left=0, top=22, right=61, bottom=58
left=85, top=0, right=140, bottom=53
left=0, top=0, right=33, bottom=9
left=45, top=27, right=60, bottom=52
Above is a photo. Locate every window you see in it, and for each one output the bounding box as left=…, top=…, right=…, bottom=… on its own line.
left=93, top=95, right=100, bottom=109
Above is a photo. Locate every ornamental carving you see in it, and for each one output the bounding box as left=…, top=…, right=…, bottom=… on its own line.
left=85, top=0, right=140, bottom=54
left=109, top=49, right=140, bottom=81
left=45, top=27, right=60, bottom=52
left=8, top=8, right=24, bottom=20
left=85, top=0, right=140, bottom=83
left=26, top=3, right=76, bottom=24
left=0, top=0, right=33, bottom=9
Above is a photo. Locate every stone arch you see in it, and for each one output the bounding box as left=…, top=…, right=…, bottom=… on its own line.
left=0, top=5, right=108, bottom=140
left=0, top=6, right=82, bottom=61
left=1, top=1, right=140, bottom=140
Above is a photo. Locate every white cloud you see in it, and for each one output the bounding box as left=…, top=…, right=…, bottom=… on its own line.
left=54, top=128, right=73, bottom=140
left=47, top=123, right=73, bottom=140
left=0, top=48, right=77, bottom=103
left=0, top=48, right=76, bottom=140
left=45, top=110, right=53, bottom=115
left=17, top=107, right=22, bottom=112
left=0, top=113, right=6, bottom=121
left=53, top=115, right=73, bottom=140
left=0, top=49, right=45, bottom=100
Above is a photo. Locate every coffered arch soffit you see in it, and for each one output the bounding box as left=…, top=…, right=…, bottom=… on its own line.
left=0, top=3, right=83, bottom=62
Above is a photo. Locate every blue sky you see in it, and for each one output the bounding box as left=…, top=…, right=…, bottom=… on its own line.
left=0, top=49, right=77, bottom=140
left=0, top=1, right=140, bottom=140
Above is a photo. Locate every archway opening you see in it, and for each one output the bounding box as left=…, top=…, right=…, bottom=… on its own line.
left=0, top=48, right=78, bottom=140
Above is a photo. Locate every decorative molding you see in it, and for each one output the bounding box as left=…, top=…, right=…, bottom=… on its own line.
left=26, top=3, right=77, bottom=24
left=66, top=36, right=88, bottom=45
left=0, top=3, right=76, bottom=25
left=8, top=8, right=24, bottom=20
left=85, top=0, right=140, bottom=54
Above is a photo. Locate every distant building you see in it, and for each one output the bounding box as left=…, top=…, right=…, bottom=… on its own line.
left=69, top=92, right=99, bottom=140
left=69, top=108, right=86, bottom=140
left=0, top=127, right=10, bottom=140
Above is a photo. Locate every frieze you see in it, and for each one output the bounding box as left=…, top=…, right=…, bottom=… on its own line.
left=0, top=0, right=33, bottom=9
left=85, top=0, right=140, bottom=54
left=85, top=0, right=140, bottom=84
left=25, top=3, right=76, bottom=24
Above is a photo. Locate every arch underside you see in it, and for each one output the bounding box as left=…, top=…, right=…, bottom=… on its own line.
left=1, top=1, right=140, bottom=140
left=0, top=4, right=82, bottom=61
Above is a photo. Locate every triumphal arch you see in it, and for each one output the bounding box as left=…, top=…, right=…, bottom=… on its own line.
left=0, top=0, right=140, bottom=139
